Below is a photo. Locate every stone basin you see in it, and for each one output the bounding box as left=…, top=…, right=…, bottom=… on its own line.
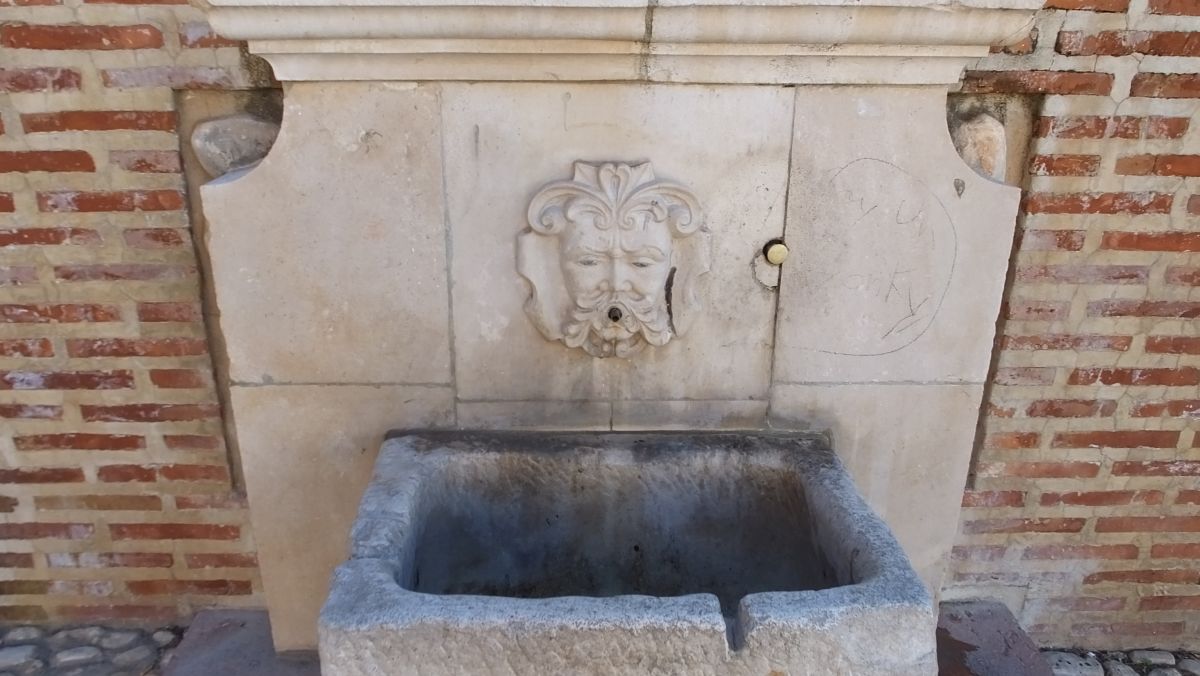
left=319, top=432, right=936, bottom=674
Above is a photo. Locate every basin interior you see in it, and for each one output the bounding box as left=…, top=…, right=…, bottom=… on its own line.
left=403, top=445, right=838, bottom=615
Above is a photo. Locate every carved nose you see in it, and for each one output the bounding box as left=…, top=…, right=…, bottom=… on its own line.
left=607, top=307, right=623, bottom=323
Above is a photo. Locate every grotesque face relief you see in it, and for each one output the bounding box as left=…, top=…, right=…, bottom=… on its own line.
left=518, top=162, right=710, bottom=358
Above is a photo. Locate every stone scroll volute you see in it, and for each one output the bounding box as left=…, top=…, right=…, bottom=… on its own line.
left=517, top=162, right=711, bottom=358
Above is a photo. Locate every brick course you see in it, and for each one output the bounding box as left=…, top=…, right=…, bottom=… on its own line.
left=950, top=0, right=1200, bottom=650
left=0, top=0, right=260, bottom=625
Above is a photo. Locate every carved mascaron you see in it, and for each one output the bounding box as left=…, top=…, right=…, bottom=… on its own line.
left=518, top=162, right=710, bottom=358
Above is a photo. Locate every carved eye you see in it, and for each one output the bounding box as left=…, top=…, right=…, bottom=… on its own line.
left=577, top=257, right=602, bottom=267
left=632, top=259, right=654, bottom=269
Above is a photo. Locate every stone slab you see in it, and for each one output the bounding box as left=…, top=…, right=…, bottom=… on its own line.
left=770, top=382, right=985, bottom=592
left=202, top=82, right=452, bottom=385
left=164, top=610, right=319, bottom=676
left=936, top=601, right=1052, bottom=676
left=442, top=82, right=792, bottom=403
left=775, top=86, right=1019, bottom=385
left=229, top=384, right=453, bottom=651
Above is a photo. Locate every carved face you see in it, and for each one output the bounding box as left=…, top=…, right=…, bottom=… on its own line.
left=518, top=162, right=710, bottom=358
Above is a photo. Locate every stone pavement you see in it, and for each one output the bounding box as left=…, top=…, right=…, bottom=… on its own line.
left=0, top=624, right=181, bottom=675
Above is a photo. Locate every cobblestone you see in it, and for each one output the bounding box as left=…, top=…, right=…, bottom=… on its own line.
left=1046, top=650, right=1200, bottom=676
left=0, top=625, right=182, bottom=676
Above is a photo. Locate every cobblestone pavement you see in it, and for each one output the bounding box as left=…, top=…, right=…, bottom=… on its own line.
left=1045, top=649, right=1200, bottom=676
left=0, top=625, right=182, bottom=676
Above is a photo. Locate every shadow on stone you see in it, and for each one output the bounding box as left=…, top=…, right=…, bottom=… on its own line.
left=164, top=610, right=318, bottom=676
left=937, top=600, right=1051, bottom=676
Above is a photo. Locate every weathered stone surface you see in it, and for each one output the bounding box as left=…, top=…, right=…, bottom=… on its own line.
left=164, top=610, right=319, bottom=676
left=112, top=644, right=156, bottom=669
left=152, top=630, right=180, bottom=648
left=936, top=600, right=1051, bottom=676
left=1045, top=652, right=1104, bottom=676
left=1148, top=669, right=1183, bottom=676
left=0, top=628, right=40, bottom=645
left=0, top=646, right=36, bottom=671
left=1104, top=662, right=1138, bottom=676
left=98, top=631, right=141, bottom=651
left=951, top=113, right=1007, bottom=182
left=50, top=645, right=102, bottom=668
left=1178, top=658, right=1200, bottom=676
left=191, top=113, right=280, bottom=177
left=1134, top=651, right=1179, bottom=666
left=321, top=432, right=937, bottom=675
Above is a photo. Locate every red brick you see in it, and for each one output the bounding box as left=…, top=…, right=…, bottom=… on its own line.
left=1052, top=430, right=1180, bottom=448
left=962, top=490, right=1026, bottom=507
left=150, top=369, right=205, bottom=388
left=59, top=605, right=175, bottom=622
left=45, top=552, right=172, bottom=568
left=21, top=110, right=175, bottom=132
left=1029, top=154, right=1101, bottom=176
left=0, top=404, right=61, bottom=419
left=1146, top=336, right=1200, bottom=353
left=978, top=461, right=1101, bottom=478
left=1084, top=569, right=1199, bottom=583
left=0, top=581, right=50, bottom=595
left=1151, top=543, right=1200, bottom=558
left=1131, top=73, right=1200, bottom=98
left=137, top=302, right=200, bottom=323
left=1069, top=367, right=1200, bottom=386
left=1190, top=194, right=1200, bottom=215
left=68, top=338, right=207, bottom=358
left=0, top=150, right=94, bottom=173
left=994, top=367, right=1056, bottom=385
left=1041, top=490, right=1163, bottom=507
left=1018, top=230, right=1086, bottom=251
left=1096, top=516, right=1200, bottom=532
left=175, top=493, right=246, bottom=509
left=164, top=434, right=220, bottom=451
left=1035, top=115, right=1141, bottom=139
left=1002, top=334, right=1130, bottom=351
left=1045, top=0, right=1129, bottom=9
left=54, top=263, right=195, bottom=282
left=128, top=579, right=251, bottom=595
left=0, top=0, right=61, bottom=5
left=1089, top=300, right=1200, bottom=318
left=0, top=553, right=34, bottom=568
left=82, top=403, right=219, bottom=423
left=159, top=464, right=227, bottom=481
left=179, top=22, right=238, bottom=48
left=0, top=496, right=16, bottom=512
left=122, top=228, right=186, bottom=248
left=1025, top=191, right=1173, bottom=214
left=14, top=433, right=144, bottom=451
left=1140, top=596, right=1200, bottom=611
left=1166, top=267, right=1200, bottom=285
left=102, top=66, right=233, bottom=89
left=1023, top=544, right=1139, bottom=560
left=1, top=23, right=162, bottom=50
left=962, top=518, right=1086, bottom=534
left=1180, top=491, right=1200, bottom=505
left=1015, top=265, right=1146, bottom=284
left=0, top=370, right=133, bottom=390
left=110, top=150, right=181, bottom=173
left=1005, top=300, right=1069, bottom=321
left=0, top=228, right=100, bottom=246
left=185, top=553, right=257, bottom=568
left=1146, top=116, right=1190, bottom=138
left=1132, top=399, right=1200, bottom=417
left=37, top=189, right=183, bottom=213
left=0, top=338, right=53, bottom=357
left=0, top=193, right=13, bottom=211
left=0, top=267, right=37, bottom=285
left=0, top=607, right=48, bottom=621
left=0, top=467, right=83, bottom=483
left=1071, top=622, right=1184, bottom=637
left=983, top=432, right=1040, bottom=449
left=1116, top=154, right=1200, bottom=176
left=961, top=70, right=1114, bottom=96
left=110, top=523, right=239, bottom=540
left=1148, top=0, right=1200, bottom=12
left=34, top=494, right=161, bottom=510
left=986, top=403, right=1015, bottom=418
left=0, top=522, right=92, bottom=539
left=1026, top=399, right=1117, bottom=417
left=1041, top=597, right=1126, bottom=612
left=0, top=67, right=80, bottom=92
left=951, top=545, right=1008, bottom=562
left=96, top=465, right=155, bottom=482
left=85, top=0, right=187, bottom=4
left=1102, top=231, right=1200, bottom=252
left=1113, top=460, right=1200, bottom=476
left=1057, top=30, right=1200, bottom=57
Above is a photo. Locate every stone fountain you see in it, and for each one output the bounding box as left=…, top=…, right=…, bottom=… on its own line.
left=195, top=0, right=1038, bottom=670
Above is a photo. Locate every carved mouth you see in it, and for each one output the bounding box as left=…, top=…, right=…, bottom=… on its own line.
left=607, top=307, right=624, bottom=323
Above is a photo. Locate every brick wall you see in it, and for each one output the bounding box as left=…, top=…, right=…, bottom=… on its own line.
left=948, top=0, right=1200, bottom=651
left=0, top=0, right=262, bottom=624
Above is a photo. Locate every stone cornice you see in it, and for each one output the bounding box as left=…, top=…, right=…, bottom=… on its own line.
left=207, top=1, right=1040, bottom=84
